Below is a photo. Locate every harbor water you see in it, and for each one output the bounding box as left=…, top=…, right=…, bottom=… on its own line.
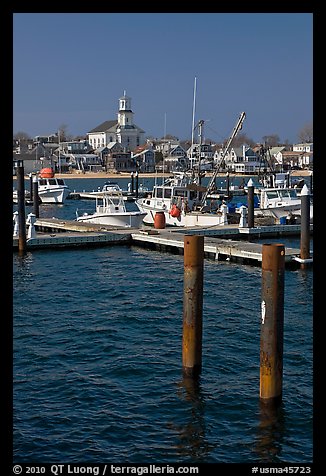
left=13, top=176, right=313, bottom=465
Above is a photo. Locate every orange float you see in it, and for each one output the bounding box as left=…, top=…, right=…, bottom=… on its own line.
left=39, top=167, right=55, bottom=178
left=169, top=204, right=181, bottom=218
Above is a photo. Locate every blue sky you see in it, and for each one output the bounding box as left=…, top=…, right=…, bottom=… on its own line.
left=13, top=12, right=313, bottom=144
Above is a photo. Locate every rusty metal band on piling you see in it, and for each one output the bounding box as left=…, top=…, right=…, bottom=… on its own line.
left=182, top=235, right=204, bottom=378
left=260, top=243, right=285, bottom=404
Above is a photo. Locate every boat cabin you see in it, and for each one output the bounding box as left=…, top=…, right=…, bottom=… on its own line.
left=260, top=187, right=300, bottom=209
left=38, top=178, right=67, bottom=187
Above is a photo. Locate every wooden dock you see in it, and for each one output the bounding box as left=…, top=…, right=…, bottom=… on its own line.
left=131, top=229, right=307, bottom=267
left=13, top=218, right=133, bottom=250
left=13, top=218, right=313, bottom=268
left=13, top=231, right=130, bottom=250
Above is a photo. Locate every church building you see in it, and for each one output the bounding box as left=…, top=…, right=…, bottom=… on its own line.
left=87, top=92, right=145, bottom=152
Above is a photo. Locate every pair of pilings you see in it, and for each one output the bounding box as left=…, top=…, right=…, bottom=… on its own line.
left=182, top=235, right=285, bottom=405
left=15, top=165, right=39, bottom=253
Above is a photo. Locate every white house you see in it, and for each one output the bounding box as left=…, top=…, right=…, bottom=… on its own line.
left=214, top=146, right=260, bottom=173
left=293, top=142, right=313, bottom=153
left=293, top=143, right=313, bottom=169
left=132, top=148, right=156, bottom=173
left=88, top=92, right=145, bottom=151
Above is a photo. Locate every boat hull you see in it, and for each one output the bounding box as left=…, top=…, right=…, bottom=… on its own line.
left=257, top=203, right=314, bottom=221
left=77, top=211, right=146, bottom=228
left=38, top=187, right=70, bottom=204
left=139, top=203, right=227, bottom=227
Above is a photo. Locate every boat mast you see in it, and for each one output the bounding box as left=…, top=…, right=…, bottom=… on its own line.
left=197, top=119, right=204, bottom=185
left=200, top=111, right=246, bottom=206
left=58, top=130, right=61, bottom=174
left=190, top=77, right=197, bottom=171
left=163, top=112, right=167, bottom=184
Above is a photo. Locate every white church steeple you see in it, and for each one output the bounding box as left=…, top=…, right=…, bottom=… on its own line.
left=118, top=91, right=133, bottom=127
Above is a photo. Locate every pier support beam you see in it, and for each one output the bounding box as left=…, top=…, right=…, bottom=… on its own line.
left=16, top=165, right=27, bottom=253
left=247, top=178, right=255, bottom=228
left=260, top=243, right=285, bottom=405
left=29, top=173, right=33, bottom=202
left=33, top=176, right=40, bottom=218
left=135, top=171, right=139, bottom=198
left=182, top=235, right=204, bottom=378
left=300, top=184, right=311, bottom=267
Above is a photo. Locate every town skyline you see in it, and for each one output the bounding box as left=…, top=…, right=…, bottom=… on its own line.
left=13, top=13, right=313, bottom=145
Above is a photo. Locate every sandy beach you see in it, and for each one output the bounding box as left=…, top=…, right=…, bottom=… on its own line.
left=13, top=169, right=312, bottom=180
left=50, top=169, right=313, bottom=180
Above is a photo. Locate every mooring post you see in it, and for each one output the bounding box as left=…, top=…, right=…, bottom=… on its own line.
left=16, top=165, right=27, bottom=253
left=26, top=213, right=37, bottom=239
left=13, top=211, right=19, bottom=236
left=260, top=244, right=285, bottom=404
left=226, top=172, right=230, bottom=198
left=260, top=243, right=285, bottom=405
left=135, top=171, right=139, bottom=198
left=239, top=205, right=247, bottom=228
left=247, top=178, right=255, bottom=228
left=300, top=184, right=311, bottom=264
left=182, top=235, right=204, bottom=378
left=29, top=173, right=33, bottom=202
left=33, top=176, right=40, bottom=218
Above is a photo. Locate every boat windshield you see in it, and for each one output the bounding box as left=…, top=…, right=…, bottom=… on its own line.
left=266, top=189, right=297, bottom=200
left=155, top=187, right=173, bottom=198
left=279, top=189, right=297, bottom=198
left=266, top=191, right=279, bottom=199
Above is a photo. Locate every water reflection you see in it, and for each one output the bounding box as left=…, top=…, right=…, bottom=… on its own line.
left=173, top=375, right=213, bottom=462
left=254, top=400, right=286, bottom=462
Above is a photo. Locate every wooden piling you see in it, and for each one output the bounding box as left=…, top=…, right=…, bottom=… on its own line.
left=247, top=179, right=255, bottom=228
left=29, top=173, right=33, bottom=202
left=300, top=184, right=311, bottom=263
left=135, top=171, right=139, bottom=198
left=33, top=176, right=40, bottom=218
left=182, top=235, right=204, bottom=378
left=226, top=172, right=230, bottom=198
left=260, top=243, right=285, bottom=404
left=16, top=166, right=27, bottom=253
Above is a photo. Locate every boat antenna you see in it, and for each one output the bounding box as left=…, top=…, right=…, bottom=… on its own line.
left=190, top=77, right=197, bottom=171
left=163, top=112, right=167, bottom=185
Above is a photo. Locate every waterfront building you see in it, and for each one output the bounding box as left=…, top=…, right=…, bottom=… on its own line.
left=87, top=92, right=145, bottom=152
left=214, top=145, right=261, bottom=174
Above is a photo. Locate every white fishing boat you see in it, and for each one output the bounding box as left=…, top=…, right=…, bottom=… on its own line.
left=256, top=185, right=313, bottom=221
left=70, top=181, right=150, bottom=201
left=37, top=168, right=70, bottom=204
left=135, top=172, right=228, bottom=227
left=250, top=172, right=313, bottom=221
left=76, top=184, right=146, bottom=228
